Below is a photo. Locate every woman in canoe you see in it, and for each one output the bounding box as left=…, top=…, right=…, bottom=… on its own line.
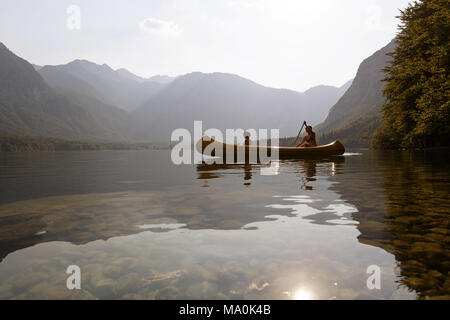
left=296, top=123, right=317, bottom=147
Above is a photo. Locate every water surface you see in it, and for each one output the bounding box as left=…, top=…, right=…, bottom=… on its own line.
left=0, top=149, right=448, bottom=299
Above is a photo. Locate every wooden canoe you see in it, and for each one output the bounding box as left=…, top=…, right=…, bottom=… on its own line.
left=197, top=137, right=345, bottom=161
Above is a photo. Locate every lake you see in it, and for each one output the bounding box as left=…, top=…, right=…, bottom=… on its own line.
left=0, top=149, right=448, bottom=299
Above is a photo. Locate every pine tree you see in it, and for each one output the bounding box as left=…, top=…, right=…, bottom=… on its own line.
left=373, top=0, right=450, bottom=149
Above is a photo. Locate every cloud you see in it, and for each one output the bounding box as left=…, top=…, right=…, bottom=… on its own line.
left=139, top=18, right=181, bottom=36
left=227, top=0, right=265, bottom=9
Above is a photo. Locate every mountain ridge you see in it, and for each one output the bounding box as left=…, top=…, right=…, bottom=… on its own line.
left=134, top=71, right=352, bottom=141
left=316, top=39, right=396, bottom=146
left=1, top=41, right=352, bottom=144
left=0, top=42, right=130, bottom=141
left=41, top=60, right=164, bottom=111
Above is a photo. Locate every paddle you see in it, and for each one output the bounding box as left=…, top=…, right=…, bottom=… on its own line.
left=293, top=121, right=307, bottom=146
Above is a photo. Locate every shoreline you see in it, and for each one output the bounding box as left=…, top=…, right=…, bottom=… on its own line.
left=0, top=135, right=171, bottom=152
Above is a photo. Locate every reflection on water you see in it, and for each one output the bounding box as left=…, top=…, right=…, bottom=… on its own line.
left=0, top=150, right=448, bottom=299
left=332, top=150, right=450, bottom=299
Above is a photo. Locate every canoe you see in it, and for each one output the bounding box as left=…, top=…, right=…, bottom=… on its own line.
left=197, top=137, right=345, bottom=161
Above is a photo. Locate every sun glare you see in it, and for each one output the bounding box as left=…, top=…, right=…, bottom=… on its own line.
left=293, top=289, right=313, bottom=300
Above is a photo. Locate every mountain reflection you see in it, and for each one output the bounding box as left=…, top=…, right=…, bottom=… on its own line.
left=0, top=186, right=281, bottom=262
left=0, top=157, right=345, bottom=263
left=332, top=150, right=450, bottom=299
left=1, top=150, right=448, bottom=299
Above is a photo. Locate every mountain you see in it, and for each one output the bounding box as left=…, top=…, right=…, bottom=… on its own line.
left=39, top=65, right=108, bottom=103
left=133, top=72, right=351, bottom=141
left=338, top=79, right=353, bottom=93
left=316, top=39, right=396, bottom=147
left=0, top=42, right=133, bottom=141
left=44, top=60, right=163, bottom=111
left=38, top=66, right=142, bottom=140
left=115, top=68, right=146, bottom=83
left=1, top=43, right=351, bottom=144
left=116, top=68, right=176, bottom=85
left=148, top=75, right=176, bottom=84
left=300, top=80, right=353, bottom=125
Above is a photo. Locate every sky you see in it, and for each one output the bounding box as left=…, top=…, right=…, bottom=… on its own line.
left=0, top=0, right=412, bottom=92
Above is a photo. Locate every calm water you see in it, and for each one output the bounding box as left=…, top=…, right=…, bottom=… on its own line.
left=0, top=149, right=448, bottom=299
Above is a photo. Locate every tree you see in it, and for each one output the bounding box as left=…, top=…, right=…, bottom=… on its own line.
left=373, top=0, right=450, bottom=149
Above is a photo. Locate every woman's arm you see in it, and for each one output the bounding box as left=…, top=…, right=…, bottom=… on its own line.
left=296, top=136, right=307, bottom=147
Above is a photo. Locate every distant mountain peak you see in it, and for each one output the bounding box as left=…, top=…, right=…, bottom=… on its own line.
left=37, top=59, right=166, bottom=111
left=0, top=42, right=133, bottom=141
left=303, top=84, right=338, bottom=93
left=134, top=71, right=351, bottom=141
left=170, top=72, right=262, bottom=88
left=0, top=42, right=8, bottom=51
left=70, top=59, right=89, bottom=65
left=66, top=59, right=113, bottom=71
left=148, top=74, right=176, bottom=84
left=339, top=78, right=353, bottom=92
left=116, top=68, right=146, bottom=83
left=116, top=67, right=133, bottom=73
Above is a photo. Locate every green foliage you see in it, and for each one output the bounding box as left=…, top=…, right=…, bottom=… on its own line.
left=373, top=0, right=450, bottom=149
left=319, top=112, right=382, bottom=148
left=276, top=113, right=382, bottom=148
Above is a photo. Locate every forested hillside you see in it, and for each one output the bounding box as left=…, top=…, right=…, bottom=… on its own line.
left=373, top=0, right=449, bottom=149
